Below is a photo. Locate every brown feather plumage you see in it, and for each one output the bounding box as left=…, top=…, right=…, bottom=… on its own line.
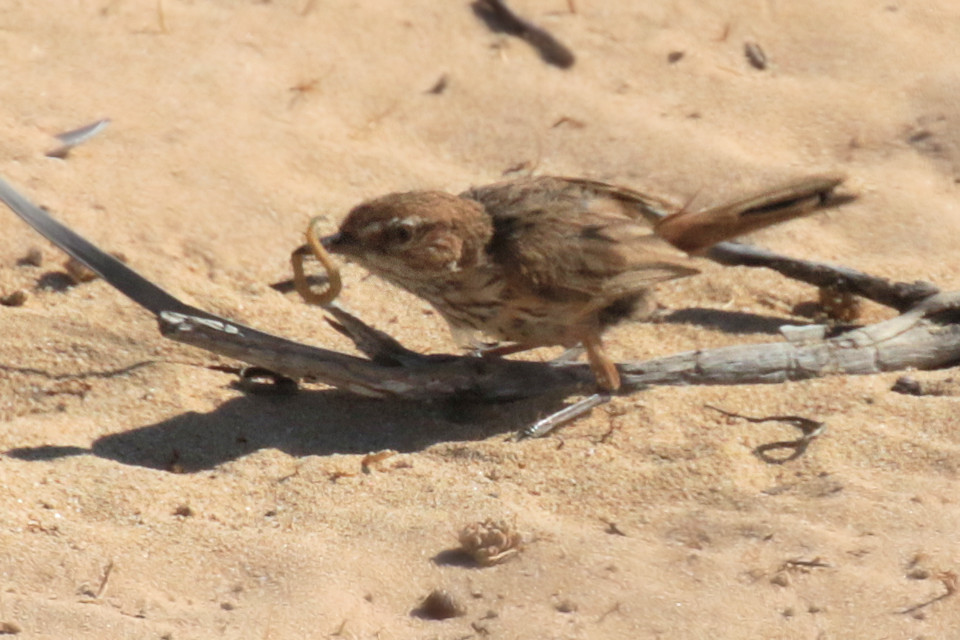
left=316, top=174, right=850, bottom=390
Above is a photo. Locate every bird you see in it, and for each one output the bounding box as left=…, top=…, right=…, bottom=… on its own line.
left=305, top=174, right=849, bottom=391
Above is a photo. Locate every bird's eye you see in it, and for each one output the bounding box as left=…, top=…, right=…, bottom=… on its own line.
left=383, top=223, right=414, bottom=245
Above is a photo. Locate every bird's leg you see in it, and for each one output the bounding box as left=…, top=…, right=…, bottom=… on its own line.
left=581, top=332, right=620, bottom=391
left=481, top=336, right=616, bottom=390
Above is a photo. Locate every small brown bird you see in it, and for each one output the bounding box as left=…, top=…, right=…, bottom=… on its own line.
left=312, top=175, right=848, bottom=391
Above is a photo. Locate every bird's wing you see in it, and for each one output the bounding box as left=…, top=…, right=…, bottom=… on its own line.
left=462, top=177, right=698, bottom=304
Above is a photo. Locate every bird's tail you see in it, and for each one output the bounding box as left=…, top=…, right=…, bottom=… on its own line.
left=655, top=174, right=854, bottom=254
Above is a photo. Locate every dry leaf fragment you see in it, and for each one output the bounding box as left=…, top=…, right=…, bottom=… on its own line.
left=458, top=518, right=523, bottom=566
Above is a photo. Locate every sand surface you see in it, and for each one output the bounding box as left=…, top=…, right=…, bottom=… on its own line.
left=1, top=1, right=960, bottom=638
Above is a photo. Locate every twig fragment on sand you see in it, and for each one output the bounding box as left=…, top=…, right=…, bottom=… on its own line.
left=706, top=405, right=825, bottom=463
left=46, top=118, right=111, bottom=159
left=898, top=570, right=958, bottom=616
left=472, top=0, right=575, bottom=68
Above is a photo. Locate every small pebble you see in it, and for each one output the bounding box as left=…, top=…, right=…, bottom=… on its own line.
left=63, top=252, right=126, bottom=284
left=892, top=376, right=922, bottom=396
left=0, top=290, right=27, bottom=307
left=17, top=247, right=43, bottom=267
left=554, top=599, right=578, bottom=613
left=770, top=572, right=790, bottom=587
left=64, top=257, right=99, bottom=283
left=744, top=41, right=767, bottom=70
left=415, top=589, right=465, bottom=620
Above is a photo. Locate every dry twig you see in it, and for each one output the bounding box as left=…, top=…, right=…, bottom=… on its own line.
left=471, top=0, right=575, bottom=68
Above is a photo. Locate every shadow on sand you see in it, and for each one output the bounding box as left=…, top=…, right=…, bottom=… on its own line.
left=6, top=388, right=569, bottom=472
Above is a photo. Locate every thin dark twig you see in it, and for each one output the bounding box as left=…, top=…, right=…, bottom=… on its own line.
left=898, top=571, right=958, bottom=615
left=472, top=0, right=575, bottom=68
left=706, top=404, right=825, bottom=464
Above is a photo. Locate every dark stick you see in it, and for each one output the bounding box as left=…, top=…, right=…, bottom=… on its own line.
left=472, top=0, right=575, bottom=68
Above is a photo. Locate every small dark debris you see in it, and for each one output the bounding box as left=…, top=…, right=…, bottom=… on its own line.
left=744, top=41, right=767, bottom=70
left=414, top=589, right=465, bottom=620
left=168, top=449, right=184, bottom=474
left=554, top=598, right=578, bottom=613
left=892, top=376, right=922, bottom=395
left=602, top=520, right=627, bottom=536
left=667, top=51, right=684, bottom=63
left=0, top=290, right=27, bottom=307
left=472, top=0, right=575, bottom=69
left=173, top=504, right=193, bottom=517
left=64, top=252, right=125, bottom=284
left=17, top=247, right=43, bottom=267
left=64, top=255, right=99, bottom=282
left=472, top=620, right=491, bottom=635
left=220, top=602, right=235, bottom=611
left=551, top=116, right=585, bottom=129
left=907, top=567, right=931, bottom=580
left=770, top=573, right=790, bottom=587
left=0, top=621, right=21, bottom=635
left=502, top=160, right=533, bottom=176
left=426, top=74, right=449, bottom=94
left=818, top=286, right=863, bottom=322
left=890, top=375, right=960, bottom=397
left=76, top=583, right=97, bottom=598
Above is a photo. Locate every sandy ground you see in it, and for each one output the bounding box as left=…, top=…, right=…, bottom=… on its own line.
left=1, top=1, right=960, bottom=638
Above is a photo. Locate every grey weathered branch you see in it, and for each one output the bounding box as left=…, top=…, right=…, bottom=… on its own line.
left=158, top=290, right=960, bottom=399
left=705, top=241, right=939, bottom=312
left=2, top=176, right=959, bottom=429
left=620, top=292, right=960, bottom=386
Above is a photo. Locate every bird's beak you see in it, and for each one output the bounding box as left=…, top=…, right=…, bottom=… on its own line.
left=320, top=232, right=348, bottom=253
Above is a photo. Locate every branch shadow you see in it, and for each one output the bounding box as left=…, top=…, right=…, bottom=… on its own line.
left=5, top=388, right=571, bottom=472
left=4, top=309, right=814, bottom=472
left=659, top=307, right=800, bottom=335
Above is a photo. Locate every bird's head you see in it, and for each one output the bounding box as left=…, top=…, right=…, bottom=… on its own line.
left=321, top=191, right=492, bottom=286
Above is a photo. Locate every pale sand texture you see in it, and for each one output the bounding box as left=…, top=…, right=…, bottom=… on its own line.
left=1, top=1, right=960, bottom=638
